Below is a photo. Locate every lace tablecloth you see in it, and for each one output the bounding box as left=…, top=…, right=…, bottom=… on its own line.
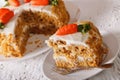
left=0, top=0, right=120, bottom=80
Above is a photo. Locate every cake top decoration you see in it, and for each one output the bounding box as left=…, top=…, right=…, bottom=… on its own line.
left=49, top=0, right=58, bottom=6
left=4, top=0, right=58, bottom=7
left=24, top=0, right=31, bottom=3
left=0, top=8, right=14, bottom=29
left=30, top=0, right=49, bottom=6
left=56, top=23, right=91, bottom=36
left=5, top=0, right=20, bottom=7
left=31, top=0, right=58, bottom=6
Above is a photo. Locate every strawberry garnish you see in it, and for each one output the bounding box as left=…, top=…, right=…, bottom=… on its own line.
left=31, top=0, right=49, bottom=6
left=56, top=23, right=91, bottom=36
left=0, top=8, right=14, bottom=29
left=24, top=0, right=31, bottom=3
left=8, top=0, right=20, bottom=7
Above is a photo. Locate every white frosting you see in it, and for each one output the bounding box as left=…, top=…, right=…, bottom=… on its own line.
left=49, top=32, right=90, bottom=47
left=54, top=56, right=67, bottom=61
left=0, top=3, right=56, bottom=35
left=21, top=3, right=57, bottom=18
left=77, top=56, right=84, bottom=61
left=54, top=56, right=86, bottom=62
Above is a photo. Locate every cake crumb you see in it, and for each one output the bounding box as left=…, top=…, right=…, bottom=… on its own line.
left=30, top=50, right=33, bottom=52
left=34, top=40, right=41, bottom=44
left=28, top=42, right=33, bottom=44
left=37, top=45, right=40, bottom=47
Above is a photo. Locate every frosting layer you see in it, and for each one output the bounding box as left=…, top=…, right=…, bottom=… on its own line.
left=49, top=32, right=90, bottom=47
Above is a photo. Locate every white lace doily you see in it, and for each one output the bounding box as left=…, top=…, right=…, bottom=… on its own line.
left=0, top=0, right=120, bottom=80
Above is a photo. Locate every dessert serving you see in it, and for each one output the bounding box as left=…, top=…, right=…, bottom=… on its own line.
left=46, top=21, right=108, bottom=69
left=0, top=0, right=69, bottom=57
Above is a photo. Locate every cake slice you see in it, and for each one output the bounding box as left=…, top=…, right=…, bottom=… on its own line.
left=46, top=21, right=108, bottom=69
left=0, top=0, right=69, bottom=57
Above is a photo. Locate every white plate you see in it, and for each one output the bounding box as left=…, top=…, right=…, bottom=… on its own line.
left=0, top=1, right=80, bottom=61
left=42, top=30, right=120, bottom=80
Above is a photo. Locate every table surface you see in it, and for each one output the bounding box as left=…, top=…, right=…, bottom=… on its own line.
left=0, top=0, right=120, bottom=80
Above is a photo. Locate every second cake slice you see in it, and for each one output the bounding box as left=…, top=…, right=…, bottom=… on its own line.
left=46, top=21, right=108, bottom=69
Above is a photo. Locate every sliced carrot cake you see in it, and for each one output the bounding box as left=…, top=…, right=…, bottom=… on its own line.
left=0, top=0, right=69, bottom=57
left=46, top=21, right=108, bottom=69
